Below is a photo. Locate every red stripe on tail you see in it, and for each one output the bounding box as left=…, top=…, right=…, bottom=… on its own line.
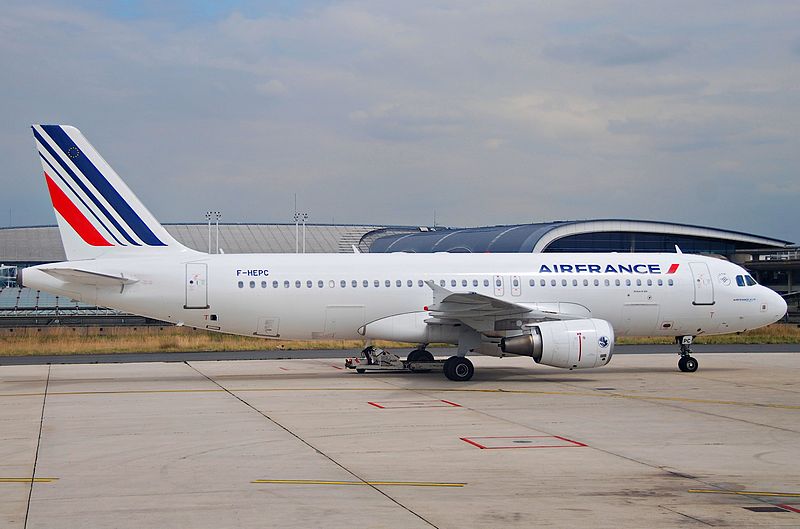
left=44, top=173, right=112, bottom=247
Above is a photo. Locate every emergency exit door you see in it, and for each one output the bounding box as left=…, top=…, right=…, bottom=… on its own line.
left=185, top=263, right=209, bottom=309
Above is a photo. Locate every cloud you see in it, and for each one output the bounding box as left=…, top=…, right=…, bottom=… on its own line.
left=544, top=34, right=687, bottom=66
left=0, top=1, right=798, bottom=243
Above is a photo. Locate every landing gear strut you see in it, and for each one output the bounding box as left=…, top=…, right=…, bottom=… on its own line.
left=676, top=336, right=698, bottom=373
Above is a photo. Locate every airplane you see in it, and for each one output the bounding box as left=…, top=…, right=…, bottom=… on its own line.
left=18, top=125, right=788, bottom=381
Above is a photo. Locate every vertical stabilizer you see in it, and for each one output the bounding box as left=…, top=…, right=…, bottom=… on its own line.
left=32, top=124, right=189, bottom=260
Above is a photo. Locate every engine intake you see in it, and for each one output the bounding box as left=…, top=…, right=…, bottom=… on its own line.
left=500, top=318, right=614, bottom=369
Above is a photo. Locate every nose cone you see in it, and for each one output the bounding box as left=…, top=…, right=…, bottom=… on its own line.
left=767, top=288, right=788, bottom=324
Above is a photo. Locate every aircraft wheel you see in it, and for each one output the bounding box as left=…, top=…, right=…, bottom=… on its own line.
left=356, top=368, right=366, bottom=374
left=678, top=356, right=698, bottom=373
left=408, top=349, right=434, bottom=372
left=444, top=356, right=474, bottom=382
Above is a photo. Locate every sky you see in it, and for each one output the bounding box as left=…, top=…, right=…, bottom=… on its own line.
left=1, top=1, right=799, bottom=243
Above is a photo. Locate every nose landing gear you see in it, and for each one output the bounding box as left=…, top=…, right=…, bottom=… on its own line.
left=677, top=336, right=699, bottom=372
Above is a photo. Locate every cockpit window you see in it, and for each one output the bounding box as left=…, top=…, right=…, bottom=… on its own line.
left=745, top=275, right=757, bottom=286
left=736, top=275, right=745, bottom=287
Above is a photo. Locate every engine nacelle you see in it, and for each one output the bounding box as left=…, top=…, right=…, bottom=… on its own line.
left=500, top=318, right=614, bottom=369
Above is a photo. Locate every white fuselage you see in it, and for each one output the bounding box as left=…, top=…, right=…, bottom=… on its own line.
left=23, top=251, right=786, bottom=345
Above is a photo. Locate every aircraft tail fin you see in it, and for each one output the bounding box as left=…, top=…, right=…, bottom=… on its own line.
left=32, top=125, right=190, bottom=260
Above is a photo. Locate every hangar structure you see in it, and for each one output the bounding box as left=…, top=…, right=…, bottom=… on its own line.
left=0, top=220, right=796, bottom=326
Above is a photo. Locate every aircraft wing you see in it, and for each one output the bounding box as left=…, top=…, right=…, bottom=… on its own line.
left=424, top=281, right=587, bottom=332
left=40, top=267, right=139, bottom=287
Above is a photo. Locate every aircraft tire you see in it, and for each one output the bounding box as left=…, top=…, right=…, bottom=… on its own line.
left=444, top=356, right=474, bottom=382
left=408, top=349, right=434, bottom=372
left=678, top=356, right=698, bottom=372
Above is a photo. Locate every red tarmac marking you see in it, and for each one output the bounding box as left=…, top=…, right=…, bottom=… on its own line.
left=777, top=504, right=800, bottom=513
left=367, top=402, right=385, bottom=409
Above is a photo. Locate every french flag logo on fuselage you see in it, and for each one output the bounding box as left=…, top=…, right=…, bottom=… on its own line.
left=33, top=125, right=166, bottom=248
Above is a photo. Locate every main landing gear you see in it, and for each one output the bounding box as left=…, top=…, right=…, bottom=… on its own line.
left=344, top=346, right=475, bottom=381
left=677, top=336, right=699, bottom=373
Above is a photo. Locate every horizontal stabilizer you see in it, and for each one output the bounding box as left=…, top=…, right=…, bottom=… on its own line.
left=41, top=267, right=139, bottom=286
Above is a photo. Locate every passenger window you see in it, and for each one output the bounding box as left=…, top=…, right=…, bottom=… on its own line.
left=250, top=281, right=256, bottom=288
left=340, top=280, right=346, bottom=288
left=329, top=280, right=335, bottom=288
left=593, top=279, right=599, bottom=286
left=273, top=280, right=278, bottom=288
left=513, top=278, right=519, bottom=287
left=364, top=280, right=369, bottom=288
left=495, top=279, right=502, bottom=287
left=647, top=279, right=652, bottom=286
left=668, top=279, right=674, bottom=286
left=352, top=280, right=358, bottom=288
left=529, top=279, right=535, bottom=286
left=386, top=280, right=391, bottom=287
left=261, top=281, right=267, bottom=288
left=284, top=280, right=290, bottom=288
left=484, top=279, right=490, bottom=287
left=451, top=279, right=457, bottom=287
left=615, top=279, right=620, bottom=286
left=408, top=280, right=413, bottom=287
left=473, top=279, right=479, bottom=287
left=657, top=279, right=663, bottom=286
left=397, top=280, right=402, bottom=287
left=551, top=279, right=556, bottom=287
left=418, top=280, right=424, bottom=287
left=583, top=279, right=589, bottom=286
left=375, top=280, right=380, bottom=287
left=318, top=280, right=324, bottom=288
left=736, top=275, right=745, bottom=287
left=562, top=279, right=567, bottom=287
left=540, top=279, right=546, bottom=286
left=604, top=279, right=610, bottom=286
left=636, top=279, right=642, bottom=286
left=625, top=279, right=631, bottom=287
left=295, top=280, right=301, bottom=288
left=237, top=281, right=244, bottom=288
left=572, top=279, right=578, bottom=286
left=307, top=280, right=313, bottom=288
left=462, top=279, right=468, bottom=287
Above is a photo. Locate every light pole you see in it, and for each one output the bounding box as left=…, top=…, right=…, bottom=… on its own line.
left=301, top=213, right=308, bottom=253
left=206, top=211, right=221, bottom=254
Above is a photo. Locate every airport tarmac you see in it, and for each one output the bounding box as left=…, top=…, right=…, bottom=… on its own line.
left=1, top=352, right=799, bottom=528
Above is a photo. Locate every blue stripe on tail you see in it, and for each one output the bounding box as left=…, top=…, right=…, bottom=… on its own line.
left=33, top=127, right=140, bottom=246
left=41, top=125, right=166, bottom=247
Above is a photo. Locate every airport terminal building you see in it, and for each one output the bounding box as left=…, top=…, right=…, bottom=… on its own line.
left=1, top=220, right=796, bottom=326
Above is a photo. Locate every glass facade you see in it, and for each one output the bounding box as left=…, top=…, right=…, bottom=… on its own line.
left=545, top=232, right=737, bottom=257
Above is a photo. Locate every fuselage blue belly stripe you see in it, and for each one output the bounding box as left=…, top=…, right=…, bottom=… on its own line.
left=33, top=128, right=139, bottom=246
left=41, top=125, right=165, bottom=247
left=39, top=153, right=126, bottom=246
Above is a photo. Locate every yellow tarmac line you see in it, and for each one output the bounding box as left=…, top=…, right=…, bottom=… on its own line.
left=0, top=478, right=58, bottom=483
left=252, top=479, right=465, bottom=487
left=689, top=489, right=800, bottom=498
left=0, top=386, right=797, bottom=410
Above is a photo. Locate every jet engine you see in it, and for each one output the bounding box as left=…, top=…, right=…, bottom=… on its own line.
left=499, top=318, right=614, bottom=369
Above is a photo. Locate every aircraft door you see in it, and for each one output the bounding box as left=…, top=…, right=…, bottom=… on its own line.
left=689, top=262, right=715, bottom=305
left=185, top=263, right=209, bottom=309
left=511, top=275, right=521, bottom=296
left=493, top=275, right=504, bottom=296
